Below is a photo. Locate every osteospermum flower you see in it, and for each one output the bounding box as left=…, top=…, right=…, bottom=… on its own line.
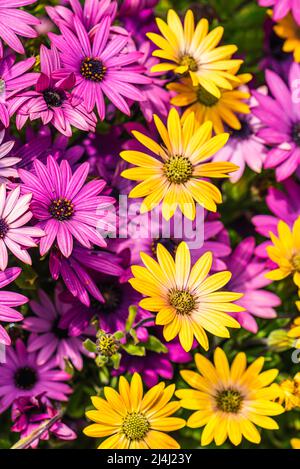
left=120, top=108, right=237, bottom=220
left=287, top=316, right=300, bottom=348
left=49, top=16, right=150, bottom=119
left=13, top=45, right=96, bottom=137
left=274, top=13, right=300, bottom=61
left=0, top=184, right=45, bottom=271
left=0, top=267, right=27, bottom=346
left=0, top=1, right=39, bottom=57
left=168, top=73, right=251, bottom=134
left=83, top=373, right=185, bottom=449
left=253, top=65, right=300, bottom=181
left=129, top=242, right=244, bottom=352
left=259, top=0, right=300, bottom=24
left=18, top=155, right=115, bottom=258
left=147, top=9, right=242, bottom=98
left=265, top=217, right=300, bottom=288
left=0, top=131, right=19, bottom=183
left=275, top=372, right=300, bottom=410
left=0, top=339, right=72, bottom=412
left=176, top=348, right=284, bottom=446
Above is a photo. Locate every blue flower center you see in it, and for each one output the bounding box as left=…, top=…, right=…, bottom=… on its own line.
left=43, top=88, right=66, bottom=108
left=0, top=218, right=8, bottom=238
left=80, top=58, right=106, bottom=82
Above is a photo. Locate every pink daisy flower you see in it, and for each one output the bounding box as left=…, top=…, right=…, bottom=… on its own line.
left=0, top=53, right=39, bottom=128
left=0, top=131, right=20, bottom=183
left=18, top=155, right=115, bottom=258
left=49, top=16, right=150, bottom=119
left=0, top=267, right=27, bottom=346
left=0, top=184, right=45, bottom=270
left=12, top=44, right=96, bottom=137
left=0, top=1, right=40, bottom=57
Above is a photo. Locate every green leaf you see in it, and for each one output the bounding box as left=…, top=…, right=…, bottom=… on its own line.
left=145, top=335, right=168, bottom=353
left=111, top=353, right=122, bottom=370
left=125, top=305, right=138, bottom=332
left=83, top=339, right=97, bottom=353
left=122, top=343, right=146, bottom=356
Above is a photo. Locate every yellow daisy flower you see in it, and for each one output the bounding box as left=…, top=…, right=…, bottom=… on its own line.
left=275, top=372, right=300, bottom=411
left=129, top=241, right=244, bottom=352
left=176, top=348, right=284, bottom=447
left=274, top=13, right=300, bottom=62
left=167, top=74, right=251, bottom=134
left=120, top=108, right=238, bottom=220
left=288, top=316, right=300, bottom=348
left=83, top=373, right=185, bottom=449
left=147, top=9, right=243, bottom=98
left=265, top=217, right=300, bottom=288
left=291, top=438, right=300, bottom=449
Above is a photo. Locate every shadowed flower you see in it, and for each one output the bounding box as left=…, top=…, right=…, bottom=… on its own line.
left=120, top=108, right=237, bottom=220
left=129, top=241, right=244, bottom=352
left=177, top=348, right=284, bottom=446
left=0, top=131, right=20, bottom=183
left=259, top=0, right=300, bottom=24
left=0, top=267, right=27, bottom=346
left=0, top=184, right=45, bottom=270
left=274, top=13, right=300, bottom=61
left=19, top=155, right=115, bottom=258
left=0, top=339, right=72, bottom=412
left=83, top=373, right=185, bottom=448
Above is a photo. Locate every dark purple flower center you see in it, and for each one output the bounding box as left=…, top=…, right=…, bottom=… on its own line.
left=0, top=218, right=8, bottom=239
left=14, top=367, right=37, bottom=390
left=52, top=318, right=69, bottom=339
left=292, top=123, right=300, bottom=146
left=80, top=58, right=106, bottom=82
left=49, top=198, right=74, bottom=221
left=151, top=237, right=177, bottom=256
left=231, top=120, right=252, bottom=140
left=43, top=88, right=66, bottom=108
left=91, top=283, right=122, bottom=314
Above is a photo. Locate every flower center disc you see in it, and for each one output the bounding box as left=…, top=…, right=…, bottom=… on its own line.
left=180, top=54, right=198, bottom=72
left=0, top=218, right=8, bottom=239
left=292, top=123, right=300, bottom=147
left=169, top=290, right=195, bottom=315
left=164, top=156, right=193, bottom=184
left=216, top=388, right=243, bottom=413
left=122, top=412, right=150, bottom=440
left=197, top=86, right=219, bottom=107
left=14, top=367, right=37, bottom=390
left=80, top=58, right=106, bottom=82
left=292, top=253, right=300, bottom=271
left=43, top=88, right=66, bottom=108
left=49, top=198, right=74, bottom=221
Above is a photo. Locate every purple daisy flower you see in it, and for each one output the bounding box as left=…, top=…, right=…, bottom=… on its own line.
left=0, top=53, right=39, bottom=128
left=11, top=394, right=76, bottom=449
left=258, top=0, right=300, bottom=24
left=49, top=244, right=124, bottom=307
left=49, top=16, right=150, bottom=119
left=252, top=178, right=300, bottom=258
left=0, top=184, right=45, bottom=271
left=18, top=155, right=115, bottom=258
left=46, top=0, right=117, bottom=32
left=253, top=64, right=300, bottom=181
left=0, top=339, right=72, bottom=412
left=0, top=1, right=40, bottom=57
left=226, top=237, right=281, bottom=333
left=0, top=131, right=20, bottom=183
left=213, top=89, right=267, bottom=182
left=0, top=267, right=27, bottom=346
left=12, top=45, right=96, bottom=137
left=23, top=288, right=93, bottom=370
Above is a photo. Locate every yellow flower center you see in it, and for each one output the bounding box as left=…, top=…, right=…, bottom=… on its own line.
left=291, top=253, right=300, bottom=271
left=164, top=156, right=193, bottom=184
left=96, top=333, right=119, bottom=357
left=196, top=86, right=219, bottom=107
left=49, top=198, right=74, bottom=221
left=122, top=412, right=150, bottom=440
left=215, top=388, right=243, bottom=413
left=169, top=290, right=195, bottom=315
left=180, top=54, right=198, bottom=72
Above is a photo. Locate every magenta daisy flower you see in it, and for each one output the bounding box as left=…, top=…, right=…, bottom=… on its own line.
left=0, top=339, right=72, bottom=412
left=258, top=0, right=300, bottom=24
left=0, top=1, right=40, bottom=57
left=18, top=156, right=115, bottom=258
left=0, top=184, right=45, bottom=271
left=0, top=131, right=20, bottom=183
left=253, top=64, right=300, bottom=181
left=46, top=0, right=117, bottom=32
left=49, top=16, right=150, bottom=119
left=0, top=53, right=39, bottom=128
left=0, top=267, right=27, bottom=346
left=12, top=45, right=96, bottom=137
left=23, top=288, right=93, bottom=371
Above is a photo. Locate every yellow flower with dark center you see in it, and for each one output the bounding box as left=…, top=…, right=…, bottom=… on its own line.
left=120, top=108, right=238, bottom=220
left=274, top=13, right=300, bottom=62
left=265, top=217, right=300, bottom=288
left=276, top=373, right=300, bottom=411
left=129, top=241, right=244, bottom=352
left=168, top=74, right=251, bottom=134
left=176, top=348, right=284, bottom=446
left=83, top=373, right=185, bottom=449
left=288, top=316, right=300, bottom=348
left=147, top=9, right=243, bottom=98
